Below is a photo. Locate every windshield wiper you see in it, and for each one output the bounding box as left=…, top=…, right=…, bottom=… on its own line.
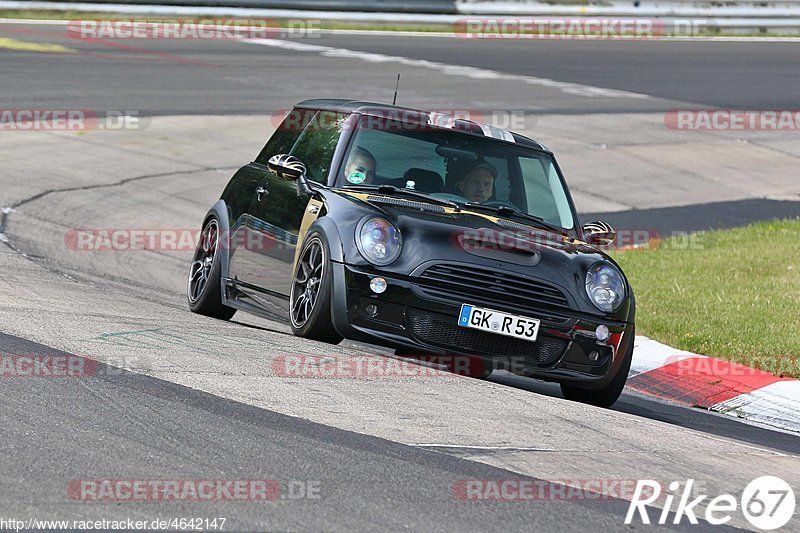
left=463, top=202, right=566, bottom=235
left=345, top=184, right=461, bottom=211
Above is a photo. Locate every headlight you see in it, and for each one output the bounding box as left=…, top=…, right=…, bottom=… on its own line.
left=356, top=217, right=402, bottom=266
left=585, top=263, right=626, bottom=312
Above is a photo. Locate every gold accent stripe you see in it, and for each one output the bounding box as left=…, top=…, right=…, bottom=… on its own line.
left=338, top=190, right=583, bottom=245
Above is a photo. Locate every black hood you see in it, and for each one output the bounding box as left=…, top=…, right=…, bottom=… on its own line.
left=328, top=191, right=632, bottom=322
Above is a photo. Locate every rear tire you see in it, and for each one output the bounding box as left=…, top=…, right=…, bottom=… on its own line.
left=289, top=232, right=343, bottom=344
left=560, top=327, right=634, bottom=408
left=187, top=217, right=236, bottom=320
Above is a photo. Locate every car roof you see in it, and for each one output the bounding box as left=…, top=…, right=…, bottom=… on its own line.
left=295, top=98, right=549, bottom=152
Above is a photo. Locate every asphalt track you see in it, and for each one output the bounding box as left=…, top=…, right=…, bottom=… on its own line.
left=1, top=21, right=799, bottom=531
left=1, top=330, right=750, bottom=531
left=278, top=35, right=800, bottom=111
left=2, top=24, right=800, bottom=114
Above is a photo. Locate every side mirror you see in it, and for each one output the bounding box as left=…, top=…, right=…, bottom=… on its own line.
left=267, top=154, right=312, bottom=196
left=582, top=221, right=616, bottom=247
left=268, top=154, right=305, bottom=181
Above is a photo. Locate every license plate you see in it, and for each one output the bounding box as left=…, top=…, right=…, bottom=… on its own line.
left=457, top=304, right=540, bottom=342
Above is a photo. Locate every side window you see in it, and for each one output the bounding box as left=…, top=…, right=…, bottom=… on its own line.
left=255, top=108, right=313, bottom=165
left=290, top=111, right=349, bottom=184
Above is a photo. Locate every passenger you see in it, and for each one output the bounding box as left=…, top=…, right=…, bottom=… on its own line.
left=456, top=161, right=496, bottom=203
left=343, top=146, right=376, bottom=184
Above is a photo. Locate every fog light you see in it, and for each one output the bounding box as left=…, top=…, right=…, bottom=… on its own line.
left=589, top=351, right=600, bottom=362
left=369, top=277, right=387, bottom=294
left=595, top=324, right=610, bottom=342
left=365, top=304, right=379, bottom=317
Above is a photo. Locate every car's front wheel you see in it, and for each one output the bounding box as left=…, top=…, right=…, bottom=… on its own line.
left=187, top=216, right=236, bottom=320
left=289, top=232, right=343, bottom=344
left=560, top=327, right=634, bottom=408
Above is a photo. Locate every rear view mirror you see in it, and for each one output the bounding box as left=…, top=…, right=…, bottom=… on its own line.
left=435, top=145, right=478, bottom=164
left=582, top=221, right=616, bottom=247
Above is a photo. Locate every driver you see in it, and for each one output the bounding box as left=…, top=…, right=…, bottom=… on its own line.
left=456, top=161, right=496, bottom=203
left=343, top=146, right=376, bottom=184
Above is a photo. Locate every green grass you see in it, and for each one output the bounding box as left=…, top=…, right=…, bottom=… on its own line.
left=611, top=219, right=800, bottom=377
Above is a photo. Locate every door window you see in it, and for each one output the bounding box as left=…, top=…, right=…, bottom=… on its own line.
left=290, top=111, right=349, bottom=183
left=255, top=108, right=314, bottom=166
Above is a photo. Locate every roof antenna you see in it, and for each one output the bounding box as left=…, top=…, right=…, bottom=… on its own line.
left=392, top=74, right=400, bottom=105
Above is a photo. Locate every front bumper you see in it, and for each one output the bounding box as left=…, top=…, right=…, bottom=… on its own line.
left=330, top=261, right=634, bottom=388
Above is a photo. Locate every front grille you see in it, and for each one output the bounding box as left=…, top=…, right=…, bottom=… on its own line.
left=417, top=263, right=572, bottom=314
left=408, top=309, right=568, bottom=367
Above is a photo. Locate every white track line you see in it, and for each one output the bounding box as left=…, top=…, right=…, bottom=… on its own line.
left=242, top=38, right=650, bottom=99
left=411, top=444, right=559, bottom=451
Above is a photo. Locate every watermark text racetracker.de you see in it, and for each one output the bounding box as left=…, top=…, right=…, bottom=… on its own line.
left=0, top=354, right=149, bottom=378
left=451, top=228, right=705, bottom=252
left=665, top=109, right=800, bottom=130
left=64, top=228, right=293, bottom=252
left=272, top=354, right=475, bottom=378
left=64, top=227, right=707, bottom=253
left=662, top=355, right=800, bottom=378
left=67, top=18, right=320, bottom=40
left=0, top=110, right=147, bottom=131
left=271, top=108, right=534, bottom=132
left=453, top=17, right=713, bottom=39
left=68, top=478, right=321, bottom=501
left=0, top=354, right=94, bottom=378
left=454, top=478, right=651, bottom=501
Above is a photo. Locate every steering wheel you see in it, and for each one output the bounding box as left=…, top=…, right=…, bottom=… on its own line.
left=481, top=200, right=518, bottom=210
left=432, top=192, right=468, bottom=202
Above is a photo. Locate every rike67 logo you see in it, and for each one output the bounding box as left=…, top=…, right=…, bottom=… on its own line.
left=626, top=477, right=795, bottom=530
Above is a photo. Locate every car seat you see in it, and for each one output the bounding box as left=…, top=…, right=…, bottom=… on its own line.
left=387, top=168, right=444, bottom=194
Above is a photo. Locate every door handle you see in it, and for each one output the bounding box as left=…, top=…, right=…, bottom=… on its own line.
left=256, top=186, right=268, bottom=202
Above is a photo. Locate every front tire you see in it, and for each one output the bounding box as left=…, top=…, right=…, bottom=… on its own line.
left=560, top=326, right=634, bottom=408
left=187, top=217, right=236, bottom=320
left=289, top=232, right=343, bottom=344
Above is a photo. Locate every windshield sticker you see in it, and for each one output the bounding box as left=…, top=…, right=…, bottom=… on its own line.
left=347, top=171, right=366, bottom=184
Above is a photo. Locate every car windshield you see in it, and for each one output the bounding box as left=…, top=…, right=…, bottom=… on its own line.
left=336, top=116, right=575, bottom=231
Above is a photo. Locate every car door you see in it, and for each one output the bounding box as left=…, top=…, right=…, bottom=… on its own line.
left=236, top=109, right=348, bottom=313
left=228, top=108, right=312, bottom=287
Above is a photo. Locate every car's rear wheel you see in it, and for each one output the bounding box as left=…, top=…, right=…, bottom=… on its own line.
left=289, top=232, right=343, bottom=344
left=187, top=217, right=236, bottom=320
left=560, top=327, right=634, bottom=408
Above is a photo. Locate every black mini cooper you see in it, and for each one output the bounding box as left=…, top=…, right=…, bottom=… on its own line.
left=188, top=99, right=635, bottom=407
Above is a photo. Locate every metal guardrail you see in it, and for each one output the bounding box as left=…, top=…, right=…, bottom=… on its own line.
left=458, top=0, right=800, bottom=17
left=21, top=0, right=800, bottom=11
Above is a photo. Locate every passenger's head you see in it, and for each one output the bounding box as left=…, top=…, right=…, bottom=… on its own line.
left=456, top=161, right=496, bottom=203
left=344, top=146, right=376, bottom=184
